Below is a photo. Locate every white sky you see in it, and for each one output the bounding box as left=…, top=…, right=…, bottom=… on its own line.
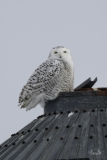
left=0, top=0, right=107, bottom=144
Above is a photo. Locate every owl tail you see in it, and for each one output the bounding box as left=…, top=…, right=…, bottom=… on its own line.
left=19, top=93, right=45, bottom=111
left=26, top=96, right=41, bottom=111
left=22, top=93, right=45, bottom=111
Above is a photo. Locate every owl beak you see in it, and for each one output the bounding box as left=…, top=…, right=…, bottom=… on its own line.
left=60, top=55, right=62, bottom=58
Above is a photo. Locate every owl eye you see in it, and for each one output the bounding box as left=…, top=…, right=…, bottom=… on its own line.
left=54, top=52, right=58, bottom=54
left=63, top=51, right=67, bottom=53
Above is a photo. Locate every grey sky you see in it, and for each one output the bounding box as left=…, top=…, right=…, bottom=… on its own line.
left=0, top=0, right=107, bottom=144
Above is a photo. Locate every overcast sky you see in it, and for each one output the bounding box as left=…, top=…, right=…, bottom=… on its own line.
left=0, top=0, right=107, bottom=144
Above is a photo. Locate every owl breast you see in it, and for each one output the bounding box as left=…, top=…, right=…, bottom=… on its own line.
left=45, top=60, right=74, bottom=100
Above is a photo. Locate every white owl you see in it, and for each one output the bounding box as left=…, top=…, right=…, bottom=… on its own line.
left=18, top=46, right=74, bottom=111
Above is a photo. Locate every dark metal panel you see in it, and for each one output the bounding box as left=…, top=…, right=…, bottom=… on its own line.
left=102, top=108, right=107, bottom=158
left=74, top=77, right=97, bottom=90
left=57, top=111, right=80, bottom=158
left=97, top=108, right=107, bottom=159
left=26, top=113, right=68, bottom=160
left=8, top=116, right=55, bottom=160
left=64, top=111, right=87, bottom=159
left=16, top=113, right=64, bottom=160
left=45, top=92, right=107, bottom=113
left=39, top=113, right=70, bottom=160
left=39, top=112, right=80, bottom=160
left=77, top=110, right=91, bottom=158
left=57, top=159, right=90, bottom=160
left=95, top=108, right=106, bottom=160
left=0, top=119, right=38, bottom=156
left=57, top=111, right=81, bottom=159
left=70, top=110, right=89, bottom=159
left=87, top=108, right=97, bottom=160
left=0, top=116, right=54, bottom=160
left=0, top=119, right=37, bottom=149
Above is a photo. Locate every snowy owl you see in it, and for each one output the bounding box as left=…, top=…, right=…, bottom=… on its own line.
left=18, top=46, right=74, bottom=111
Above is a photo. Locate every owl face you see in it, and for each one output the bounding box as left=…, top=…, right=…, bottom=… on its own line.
left=49, top=46, right=72, bottom=61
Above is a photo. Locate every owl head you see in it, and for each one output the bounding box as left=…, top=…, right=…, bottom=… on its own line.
left=48, top=46, right=72, bottom=61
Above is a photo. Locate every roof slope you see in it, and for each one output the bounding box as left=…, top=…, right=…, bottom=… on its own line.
left=0, top=106, right=107, bottom=160
left=1, top=77, right=107, bottom=160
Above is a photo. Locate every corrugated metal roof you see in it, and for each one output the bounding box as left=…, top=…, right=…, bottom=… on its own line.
left=1, top=78, right=107, bottom=160
left=1, top=103, right=107, bottom=159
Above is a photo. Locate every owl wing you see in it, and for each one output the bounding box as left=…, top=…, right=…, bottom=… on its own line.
left=18, top=59, right=64, bottom=108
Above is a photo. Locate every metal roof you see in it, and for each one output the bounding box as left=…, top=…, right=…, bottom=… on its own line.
left=1, top=77, right=107, bottom=160
left=1, top=109, right=92, bottom=160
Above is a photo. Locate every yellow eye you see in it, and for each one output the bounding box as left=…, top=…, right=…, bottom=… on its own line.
left=54, top=52, right=57, bottom=54
left=63, top=51, right=67, bottom=53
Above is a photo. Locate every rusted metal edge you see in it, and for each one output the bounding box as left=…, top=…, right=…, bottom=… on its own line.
left=60, top=90, right=107, bottom=96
